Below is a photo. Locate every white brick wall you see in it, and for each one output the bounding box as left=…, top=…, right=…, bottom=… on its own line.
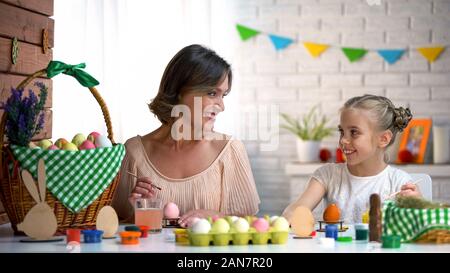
left=232, top=0, right=450, bottom=216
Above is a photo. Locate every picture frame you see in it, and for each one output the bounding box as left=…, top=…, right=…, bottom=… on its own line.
left=397, top=119, right=432, bottom=164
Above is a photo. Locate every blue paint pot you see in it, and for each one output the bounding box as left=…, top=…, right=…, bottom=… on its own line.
left=325, top=224, right=338, bottom=240
left=82, top=229, right=104, bottom=243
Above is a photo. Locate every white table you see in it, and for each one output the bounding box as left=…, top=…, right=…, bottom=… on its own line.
left=0, top=224, right=449, bottom=253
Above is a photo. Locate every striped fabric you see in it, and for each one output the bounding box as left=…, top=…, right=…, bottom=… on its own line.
left=383, top=200, right=450, bottom=242
left=11, top=144, right=125, bottom=213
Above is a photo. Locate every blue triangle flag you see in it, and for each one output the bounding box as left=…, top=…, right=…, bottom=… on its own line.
left=377, top=49, right=405, bottom=64
left=268, top=34, right=294, bottom=51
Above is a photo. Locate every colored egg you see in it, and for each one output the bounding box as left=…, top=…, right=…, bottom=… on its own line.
left=191, top=219, right=211, bottom=234
left=55, top=138, right=68, bottom=149
left=62, top=142, right=78, bottom=151
left=79, top=140, right=96, bottom=150
left=272, top=217, right=289, bottom=232
left=163, top=202, right=180, bottom=219
left=323, top=204, right=341, bottom=222
left=38, top=139, right=52, bottom=149
left=95, top=135, right=112, bottom=148
left=72, top=133, right=86, bottom=147
left=232, top=218, right=250, bottom=233
left=251, top=218, right=269, bottom=233
left=211, top=218, right=230, bottom=233
left=270, top=216, right=279, bottom=225
left=211, top=215, right=220, bottom=222
left=87, top=131, right=101, bottom=144
left=47, top=144, right=59, bottom=150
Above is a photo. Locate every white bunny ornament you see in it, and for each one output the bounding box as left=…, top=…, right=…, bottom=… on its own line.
left=17, top=159, right=57, bottom=240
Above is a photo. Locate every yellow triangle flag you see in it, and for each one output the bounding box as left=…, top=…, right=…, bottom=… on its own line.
left=303, top=42, right=329, bottom=58
left=417, top=46, right=445, bottom=63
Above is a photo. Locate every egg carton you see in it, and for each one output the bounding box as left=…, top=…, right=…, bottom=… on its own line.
left=176, top=229, right=289, bottom=246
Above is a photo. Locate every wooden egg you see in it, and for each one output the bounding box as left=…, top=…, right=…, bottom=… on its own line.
left=96, top=206, right=119, bottom=238
left=290, top=206, right=315, bottom=237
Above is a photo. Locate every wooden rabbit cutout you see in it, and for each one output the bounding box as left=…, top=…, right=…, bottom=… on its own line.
left=17, top=159, right=57, bottom=240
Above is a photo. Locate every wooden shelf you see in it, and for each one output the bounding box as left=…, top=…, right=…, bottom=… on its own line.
left=286, top=162, right=450, bottom=177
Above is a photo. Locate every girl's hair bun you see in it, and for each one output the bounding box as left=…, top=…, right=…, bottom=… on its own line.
left=393, top=107, right=412, bottom=132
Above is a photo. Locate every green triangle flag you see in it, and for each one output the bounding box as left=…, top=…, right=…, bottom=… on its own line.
left=236, top=24, right=260, bottom=41
left=342, top=47, right=368, bottom=62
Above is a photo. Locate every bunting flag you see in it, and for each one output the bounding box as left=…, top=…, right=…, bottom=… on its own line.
left=417, top=46, right=445, bottom=63
left=236, top=24, right=260, bottom=41
left=303, top=42, right=329, bottom=58
left=236, top=24, right=448, bottom=64
left=268, top=34, right=294, bottom=51
left=377, top=49, right=406, bottom=64
left=342, top=47, right=368, bottom=62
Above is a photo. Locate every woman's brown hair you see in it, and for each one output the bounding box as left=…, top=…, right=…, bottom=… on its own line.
left=148, top=44, right=232, bottom=124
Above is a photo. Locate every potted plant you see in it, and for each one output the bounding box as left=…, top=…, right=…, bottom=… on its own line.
left=281, top=105, right=334, bottom=162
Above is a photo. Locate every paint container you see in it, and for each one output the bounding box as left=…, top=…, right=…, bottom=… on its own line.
left=382, top=235, right=401, bottom=248
left=119, top=231, right=141, bottom=245
left=138, top=225, right=150, bottom=238
left=66, top=229, right=81, bottom=243
left=325, top=224, right=338, bottom=240
left=355, top=223, right=369, bottom=241
left=82, top=230, right=103, bottom=243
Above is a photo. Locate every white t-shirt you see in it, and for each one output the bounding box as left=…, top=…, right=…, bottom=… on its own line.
left=312, top=163, right=412, bottom=224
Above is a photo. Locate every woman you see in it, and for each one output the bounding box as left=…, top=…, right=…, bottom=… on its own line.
left=112, top=44, right=260, bottom=227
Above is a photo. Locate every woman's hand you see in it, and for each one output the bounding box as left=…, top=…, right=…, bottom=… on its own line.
left=178, top=209, right=224, bottom=228
left=398, top=182, right=422, bottom=198
left=128, top=177, right=156, bottom=206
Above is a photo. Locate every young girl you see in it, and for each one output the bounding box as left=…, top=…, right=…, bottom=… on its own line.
left=283, top=94, right=421, bottom=224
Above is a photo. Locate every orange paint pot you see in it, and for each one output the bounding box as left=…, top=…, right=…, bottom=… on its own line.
left=119, top=231, right=141, bottom=245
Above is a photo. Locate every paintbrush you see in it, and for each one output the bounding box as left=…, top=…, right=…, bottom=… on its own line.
left=127, top=171, right=162, bottom=191
left=386, top=179, right=422, bottom=200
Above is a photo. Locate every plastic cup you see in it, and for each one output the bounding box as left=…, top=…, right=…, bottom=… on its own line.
left=325, top=224, right=338, bottom=240
left=134, top=197, right=163, bottom=233
left=66, top=229, right=81, bottom=243
left=355, top=223, right=369, bottom=241
left=119, top=231, right=141, bottom=245
left=382, top=235, right=402, bottom=248
left=82, top=230, right=103, bottom=243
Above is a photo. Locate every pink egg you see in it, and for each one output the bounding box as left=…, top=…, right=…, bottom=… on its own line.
left=87, top=132, right=101, bottom=143
left=211, top=215, right=220, bottom=222
left=79, top=140, right=96, bottom=150
left=163, top=202, right=180, bottom=219
left=47, top=145, right=59, bottom=150
left=252, top=218, right=269, bottom=232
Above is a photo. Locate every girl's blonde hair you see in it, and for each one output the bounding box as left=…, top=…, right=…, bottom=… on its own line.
left=342, top=94, right=413, bottom=147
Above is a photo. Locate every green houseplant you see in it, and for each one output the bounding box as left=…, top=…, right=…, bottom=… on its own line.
left=281, top=105, right=334, bottom=162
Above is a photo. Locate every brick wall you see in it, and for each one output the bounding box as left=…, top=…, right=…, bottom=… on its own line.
left=230, top=0, right=450, bottom=216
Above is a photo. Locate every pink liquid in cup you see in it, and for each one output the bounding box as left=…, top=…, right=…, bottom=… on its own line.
left=134, top=198, right=163, bottom=233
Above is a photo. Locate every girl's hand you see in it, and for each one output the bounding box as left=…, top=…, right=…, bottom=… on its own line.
left=128, top=177, right=156, bottom=205
left=178, top=209, right=224, bottom=228
left=399, top=182, right=422, bottom=198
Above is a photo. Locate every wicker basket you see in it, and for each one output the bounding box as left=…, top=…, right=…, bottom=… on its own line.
left=0, top=68, right=122, bottom=235
left=383, top=200, right=450, bottom=244
left=414, top=228, right=450, bottom=244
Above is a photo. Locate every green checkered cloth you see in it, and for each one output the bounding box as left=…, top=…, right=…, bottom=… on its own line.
left=10, top=144, right=125, bottom=213
left=383, top=200, right=450, bottom=242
